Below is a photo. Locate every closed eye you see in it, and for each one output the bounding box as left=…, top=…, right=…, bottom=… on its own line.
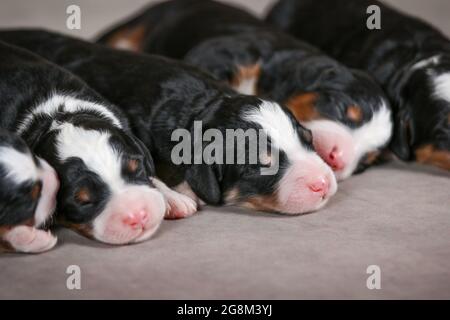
left=124, top=156, right=145, bottom=176
left=30, top=181, right=42, bottom=201
left=75, top=187, right=92, bottom=205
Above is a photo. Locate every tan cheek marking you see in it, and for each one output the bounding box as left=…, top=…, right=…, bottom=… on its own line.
left=347, top=105, right=363, bottom=122
left=415, top=144, right=450, bottom=170
left=230, top=63, right=261, bottom=94
left=61, top=219, right=95, bottom=239
left=0, top=225, right=12, bottom=238
left=0, top=238, right=14, bottom=253
left=285, top=93, right=321, bottom=122
left=224, top=188, right=240, bottom=204
left=106, top=25, right=146, bottom=51
left=364, top=150, right=381, bottom=165
left=241, top=193, right=281, bottom=213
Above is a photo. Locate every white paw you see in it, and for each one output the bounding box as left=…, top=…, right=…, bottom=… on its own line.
left=152, top=178, right=198, bottom=219
left=3, top=225, right=57, bottom=253
left=164, top=191, right=198, bottom=219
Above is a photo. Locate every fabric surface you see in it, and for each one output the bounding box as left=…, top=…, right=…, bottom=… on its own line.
left=0, top=0, right=449, bottom=300
left=1, top=161, right=449, bottom=299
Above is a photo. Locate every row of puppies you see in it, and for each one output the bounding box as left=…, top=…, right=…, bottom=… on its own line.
left=0, top=34, right=336, bottom=252
left=98, top=0, right=394, bottom=180
left=2, top=0, right=419, bottom=252
left=7, top=0, right=448, bottom=252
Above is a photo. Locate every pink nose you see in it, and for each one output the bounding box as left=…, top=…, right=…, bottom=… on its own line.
left=326, top=147, right=346, bottom=171
left=122, top=210, right=149, bottom=229
left=308, top=177, right=329, bottom=197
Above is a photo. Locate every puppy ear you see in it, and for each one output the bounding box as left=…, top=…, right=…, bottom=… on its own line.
left=389, top=109, right=414, bottom=161
left=130, top=136, right=156, bottom=177
left=185, top=164, right=222, bottom=205
left=20, top=115, right=53, bottom=152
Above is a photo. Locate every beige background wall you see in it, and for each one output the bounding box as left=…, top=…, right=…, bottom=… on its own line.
left=0, top=0, right=449, bottom=39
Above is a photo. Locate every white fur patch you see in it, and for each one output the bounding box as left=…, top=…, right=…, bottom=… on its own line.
left=0, top=147, right=38, bottom=184
left=411, top=55, right=441, bottom=71
left=55, top=123, right=125, bottom=193
left=433, top=72, right=450, bottom=102
left=17, top=94, right=122, bottom=134
left=343, top=101, right=392, bottom=178
left=243, top=100, right=314, bottom=160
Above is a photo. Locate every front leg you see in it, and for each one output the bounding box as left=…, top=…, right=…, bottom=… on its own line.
left=151, top=178, right=198, bottom=219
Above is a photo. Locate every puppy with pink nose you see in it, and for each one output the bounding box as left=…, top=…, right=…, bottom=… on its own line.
left=0, top=30, right=336, bottom=215
left=95, top=0, right=393, bottom=181
left=303, top=107, right=392, bottom=181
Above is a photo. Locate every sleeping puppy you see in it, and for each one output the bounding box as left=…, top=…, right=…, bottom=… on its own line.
left=0, top=29, right=337, bottom=215
left=0, top=41, right=195, bottom=245
left=96, top=0, right=393, bottom=180
left=0, top=130, right=59, bottom=253
left=267, top=0, right=450, bottom=171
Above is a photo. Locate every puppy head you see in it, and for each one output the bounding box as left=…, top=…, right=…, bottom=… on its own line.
left=0, top=130, right=59, bottom=252
left=284, top=62, right=392, bottom=180
left=185, top=97, right=337, bottom=215
left=390, top=55, right=450, bottom=170
left=32, top=114, right=165, bottom=245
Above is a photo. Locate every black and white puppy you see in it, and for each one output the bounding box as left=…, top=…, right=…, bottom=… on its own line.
left=0, top=129, right=59, bottom=253
left=0, top=41, right=194, bottom=245
left=267, top=0, right=450, bottom=171
left=97, top=0, right=393, bottom=180
left=0, top=30, right=337, bottom=215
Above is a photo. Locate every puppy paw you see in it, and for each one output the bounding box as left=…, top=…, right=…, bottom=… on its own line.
left=3, top=226, right=57, bottom=253
left=164, top=191, right=198, bottom=219
left=151, top=178, right=198, bottom=219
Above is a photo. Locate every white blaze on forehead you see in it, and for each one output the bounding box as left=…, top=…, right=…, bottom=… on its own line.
left=55, top=122, right=125, bottom=192
left=17, top=94, right=122, bottom=134
left=339, top=101, right=392, bottom=178
left=410, top=55, right=450, bottom=102
left=242, top=100, right=314, bottom=159
left=433, top=72, right=450, bottom=103
left=352, top=101, right=392, bottom=154
left=0, top=147, right=38, bottom=184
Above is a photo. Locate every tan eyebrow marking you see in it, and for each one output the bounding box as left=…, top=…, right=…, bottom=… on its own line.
left=285, top=93, right=321, bottom=122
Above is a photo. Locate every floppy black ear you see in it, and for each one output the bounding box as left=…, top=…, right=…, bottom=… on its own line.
left=130, top=135, right=156, bottom=177
left=20, top=115, right=53, bottom=152
left=389, top=109, right=414, bottom=161
left=185, top=164, right=222, bottom=205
